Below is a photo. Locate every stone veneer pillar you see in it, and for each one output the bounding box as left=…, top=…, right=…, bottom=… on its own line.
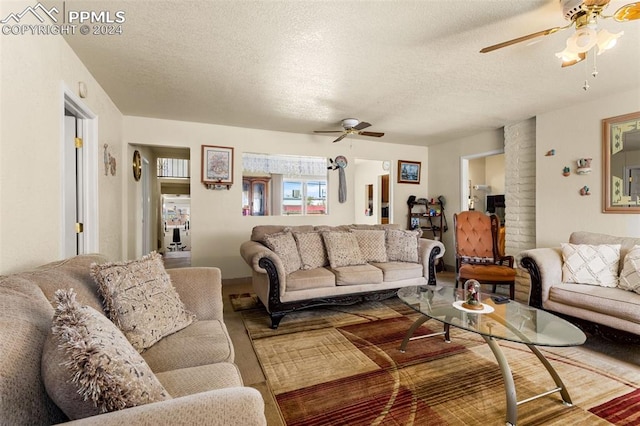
left=504, top=118, right=536, bottom=303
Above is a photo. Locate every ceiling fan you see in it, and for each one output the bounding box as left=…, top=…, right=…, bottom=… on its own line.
left=480, top=0, right=640, bottom=67
left=314, top=118, right=385, bottom=143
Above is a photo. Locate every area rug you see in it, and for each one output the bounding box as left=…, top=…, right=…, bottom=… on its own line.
left=241, top=297, right=640, bottom=425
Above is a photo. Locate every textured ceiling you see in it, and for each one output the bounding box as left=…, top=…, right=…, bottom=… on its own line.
left=61, top=0, right=640, bottom=146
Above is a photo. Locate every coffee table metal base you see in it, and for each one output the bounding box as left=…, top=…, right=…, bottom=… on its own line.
left=401, top=317, right=574, bottom=426
left=482, top=335, right=573, bottom=426
left=399, top=315, right=450, bottom=352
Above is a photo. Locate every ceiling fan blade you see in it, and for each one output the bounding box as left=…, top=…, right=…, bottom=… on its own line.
left=314, top=130, right=344, bottom=133
left=480, top=26, right=566, bottom=53
left=359, top=131, right=385, bottom=137
left=613, top=2, right=640, bottom=21
left=333, top=134, right=347, bottom=143
left=353, top=121, right=371, bottom=131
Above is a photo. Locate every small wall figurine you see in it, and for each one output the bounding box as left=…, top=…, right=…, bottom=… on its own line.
left=580, top=185, right=590, bottom=196
left=576, top=158, right=592, bottom=174
left=546, top=149, right=556, bottom=156
left=562, top=166, right=571, bottom=176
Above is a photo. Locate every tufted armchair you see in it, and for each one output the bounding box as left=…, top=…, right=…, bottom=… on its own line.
left=453, top=211, right=516, bottom=299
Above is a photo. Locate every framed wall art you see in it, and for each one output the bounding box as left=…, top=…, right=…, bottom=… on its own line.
left=202, top=145, right=234, bottom=187
left=398, top=160, right=421, bottom=184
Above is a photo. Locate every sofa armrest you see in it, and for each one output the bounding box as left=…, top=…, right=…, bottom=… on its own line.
left=65, top=387, right=266, bottom=426
left=167, top=267, right=223, bottom=321
left=240, top=241, right=288, bottom=288
left=419, top=238, right=445, bottom=285
left=517, top=247, right=563, bottom=308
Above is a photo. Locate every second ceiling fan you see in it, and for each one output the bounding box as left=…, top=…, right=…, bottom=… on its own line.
left=314, top=118, right=385, bottom=143
left=480, top=0, right=640, bottom=67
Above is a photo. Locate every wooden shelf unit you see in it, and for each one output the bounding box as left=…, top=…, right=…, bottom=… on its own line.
left=408, top=198, right=445, bottom=241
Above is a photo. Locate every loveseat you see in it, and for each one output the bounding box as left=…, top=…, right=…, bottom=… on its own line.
left=240, top=224, right=445, bottom=328
left=0, top=253, right=266, bottom=425
left=518, top=231, right=640, bottom=339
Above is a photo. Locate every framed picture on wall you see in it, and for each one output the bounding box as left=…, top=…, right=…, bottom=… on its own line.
left=398, top=160, right=421, bottom=184
left=201, top=145, right=234, bottom=185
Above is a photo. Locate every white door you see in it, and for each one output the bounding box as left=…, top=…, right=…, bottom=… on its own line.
left=63, top=115, right=85, bottom=256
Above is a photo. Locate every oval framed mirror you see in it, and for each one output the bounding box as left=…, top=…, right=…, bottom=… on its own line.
left=603, top=111, right=640, bottom=213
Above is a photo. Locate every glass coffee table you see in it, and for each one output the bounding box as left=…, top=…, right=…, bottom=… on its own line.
left=397, top=285, right=586, bottom=426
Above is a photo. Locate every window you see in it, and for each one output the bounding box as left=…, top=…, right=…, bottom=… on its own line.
left=283, top=179, right=327, bottom=215
left=242, top=153, right=328, bottom=216
left=158, top=158, right=190, bottom=178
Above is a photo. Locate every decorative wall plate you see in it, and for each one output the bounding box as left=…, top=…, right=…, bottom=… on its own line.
left=335, top=155, right=348, bottom=168
left=132, top=150, right=142, bottom=181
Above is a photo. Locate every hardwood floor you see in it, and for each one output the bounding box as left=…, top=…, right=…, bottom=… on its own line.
left=163, top=250, right=191, bottom=269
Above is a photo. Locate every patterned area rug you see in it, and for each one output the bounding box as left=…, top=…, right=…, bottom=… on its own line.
left=240, top=297, right=640, bottom=425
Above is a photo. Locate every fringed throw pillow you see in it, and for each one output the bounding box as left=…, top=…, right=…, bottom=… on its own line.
left=42, top=289, right=170, bottom=420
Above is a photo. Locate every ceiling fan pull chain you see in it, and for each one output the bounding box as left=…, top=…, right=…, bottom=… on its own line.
left=591, top=53, right=599, bottom=78
left=583, top=58, right=590, bottom=91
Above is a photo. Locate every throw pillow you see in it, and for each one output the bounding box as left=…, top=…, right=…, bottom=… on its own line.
left=322, top=231, right=367, bottom=268
left=619, top=245, right=640, bottom=293
left=91, top=252, right=195, bottom=352
left=386, top=229, right=421, bottom=263
left=561, top=243, right=620, bottom=287
left=293, top=231, right=328, bottom=270
left=263, top=230, right=303, bottom=274
left=42, top=289, right=170, bottom=420
left=351, top=229, right=387, bottom=263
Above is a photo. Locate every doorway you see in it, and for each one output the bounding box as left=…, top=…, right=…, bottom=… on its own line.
left=354, top=159, right=392, bottom=224
left=460, top=150, right=505, bottom=213
left=62, top=90, right=98, bottom=257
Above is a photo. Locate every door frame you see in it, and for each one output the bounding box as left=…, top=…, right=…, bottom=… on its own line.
left=61, top=85, right=98, bottom=255
left=459, top=149, right=503, bottom=212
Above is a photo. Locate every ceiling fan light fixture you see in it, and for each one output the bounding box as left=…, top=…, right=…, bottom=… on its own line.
left=566, top=26, right=598, bottom=53
left=596, top=28, right=623, bottom=54
left=341, top=118, right=359, bottom=129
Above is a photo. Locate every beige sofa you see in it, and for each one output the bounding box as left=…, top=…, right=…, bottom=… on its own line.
left=240, top=224, right=445, bottom=328
left=518, top=231, right=640, bottom=339
left=0, top=254, right=266, bottom=426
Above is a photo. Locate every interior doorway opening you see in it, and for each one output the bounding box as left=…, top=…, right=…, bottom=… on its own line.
left=62, top=89, right=98, bottom=258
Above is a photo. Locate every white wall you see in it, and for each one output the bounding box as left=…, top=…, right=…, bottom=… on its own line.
left=124, top=116, right=428, bottom=278
left=427, top=129, right=505, bottom=267
left=536, top=88, right=640, bottom=247
left=0, top=12, right=124, bottom=274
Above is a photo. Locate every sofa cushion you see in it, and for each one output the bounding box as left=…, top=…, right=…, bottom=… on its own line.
left=332, top=264, right=384, bottom=286
left=251, top=225, right=314, bottom=243
left=155, top=363, right=244, bottom=397
left=386, top=229, right=421, bottom=263
left=264, top=230, right=303, bottom=274
left=322, top=231, right=367, bottom=268
left=42, top=289, right=170, bottom=420
left=287, top=267, right=336, bottom=291
left=351, top=229, right=387, bottom=263
left=142, top=320, right=234, bottom=373
left=91, top=252, right=195, bottom=352
left=561, top=243, right=620, bottom=287
left=619, top=245, right=640, bottom=294
left=549, top=283, right=640, bottom=325
left=371, top=261, right=423, bottom=282
left=293, top=231, right=328, bottom=270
